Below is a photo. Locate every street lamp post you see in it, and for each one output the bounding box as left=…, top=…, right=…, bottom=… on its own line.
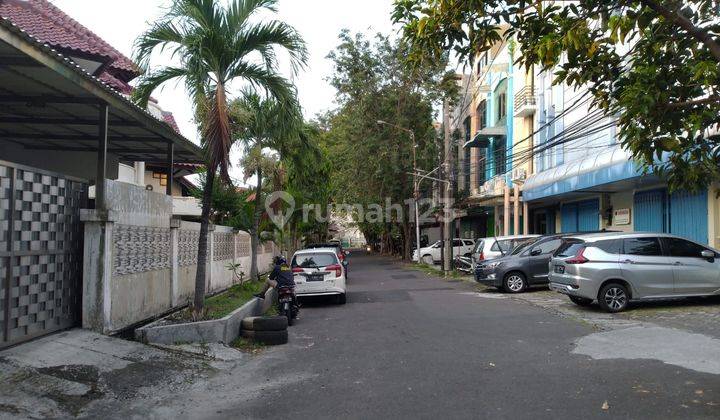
left=377, top=120, right=421, bottom=264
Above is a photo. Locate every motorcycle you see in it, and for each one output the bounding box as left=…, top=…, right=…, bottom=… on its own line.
left=277, top=286, right=299, bottom=326
left=453, top=255, right=474, bottom=274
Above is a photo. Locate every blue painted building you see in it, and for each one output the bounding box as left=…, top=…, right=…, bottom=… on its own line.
left=521, top=72, right=717, bottom=246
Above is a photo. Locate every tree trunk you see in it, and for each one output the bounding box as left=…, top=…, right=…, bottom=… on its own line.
left=193, top=166, right=216, bottom=315
left=402, top=218, right=411, bottom=261
left=250, top=165, right=263, bottom=281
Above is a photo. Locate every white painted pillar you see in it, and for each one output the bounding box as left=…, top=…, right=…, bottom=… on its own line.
left=80, top=208, right=117, bottom=334
left=513, top=185, right=520, bottom=235
left=170, top=217, right=180, bottom=307
left=134, top=161, right=145, bottom=186
left=503, top=186, right=510, bottom=236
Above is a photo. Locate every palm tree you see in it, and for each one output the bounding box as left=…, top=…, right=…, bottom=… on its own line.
left=230, top=90, right=304, bottom=280
left=132, top=0, right=307, bottom=315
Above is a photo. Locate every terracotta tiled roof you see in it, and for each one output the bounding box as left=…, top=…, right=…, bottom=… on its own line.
left=0, top=0, right=139, bottom=92
left=161, top=111, right=181, bottom=134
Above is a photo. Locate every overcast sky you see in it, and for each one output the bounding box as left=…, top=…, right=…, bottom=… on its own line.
left=51, top=0, right=396, bottom=143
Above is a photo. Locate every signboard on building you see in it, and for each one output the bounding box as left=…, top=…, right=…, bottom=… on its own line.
left=614, top=208, right=631, bottom=225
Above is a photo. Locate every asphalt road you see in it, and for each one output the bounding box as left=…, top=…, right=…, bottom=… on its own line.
left=221, top=251, right=720, bottom=419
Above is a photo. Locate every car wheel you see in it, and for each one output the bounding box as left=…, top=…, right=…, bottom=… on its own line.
left=337, top=293, right=346, bottom=305
left=598, top=283, right=629, bottom=312
left=503, top=272, right=527, bottom=293
left=422, top=255, right=434, bottom=265
left=569, top=296, right=593, bottom=307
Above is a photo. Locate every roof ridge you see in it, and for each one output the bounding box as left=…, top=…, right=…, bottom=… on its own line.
left=1, top=0, right=139, bottom=75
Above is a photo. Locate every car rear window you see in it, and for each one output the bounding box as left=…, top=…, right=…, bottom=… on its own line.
left=292, top=253, right=337, bottom=268
left=473, top=240, right=485, bottom=253
left=593, top=239, right=622, bottom=254
left=491, top=239, right=514, bottom=253
left=555, top=240, right=585, bottom=257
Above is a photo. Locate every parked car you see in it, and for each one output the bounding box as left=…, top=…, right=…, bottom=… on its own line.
left=291, top=248, right=347, bottom=304
left=470, top=235, right=539, bottom=269
left=474, top=234, right=566, bottom=292
left=549, top=232, right=720, bottom=312
left=306, top=242, right=350, bottom=276
left=413, top=238, right=475, bottom=264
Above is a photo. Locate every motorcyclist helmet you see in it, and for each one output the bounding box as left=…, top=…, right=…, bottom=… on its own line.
left=273, top=255, right=287, bottom=266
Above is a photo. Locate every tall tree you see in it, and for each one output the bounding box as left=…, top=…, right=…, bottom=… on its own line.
left=392, top=0, right=720, bottom=192
left=322, top=31, right=451, bottom=260
left=132, top=0, right=307, bottom=315
left=230, top=91, right=305, bottom=280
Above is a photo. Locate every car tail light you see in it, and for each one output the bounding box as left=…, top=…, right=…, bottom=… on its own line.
left=292, top=267, right=304, bottom=273
left=565, top=247, right=588, bottom=264
left=478, top=251, right=484, bottom=261
left=326, top=264, right=342, bottom=277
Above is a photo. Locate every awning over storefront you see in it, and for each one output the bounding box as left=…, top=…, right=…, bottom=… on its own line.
left=463, top=126, right=506, bottom=148
left=522, top=146, right=643, bottom=201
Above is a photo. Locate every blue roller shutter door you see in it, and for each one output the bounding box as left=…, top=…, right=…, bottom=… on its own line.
left=669, top=189, right=708, bottom=244
left=561, top=203, right=578, bottom=232
left=561, top=199, right=599, bottom=233
left=634, top=189, right=666, bottom=232
left=578, top=199, right=600, bottom=231
left=633, top=188, right=708, bottom=244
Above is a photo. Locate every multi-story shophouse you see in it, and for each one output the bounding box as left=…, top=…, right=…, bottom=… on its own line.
left=453, top=31, right=535, bottom=239
left=522, top=65, right=718, bottom=247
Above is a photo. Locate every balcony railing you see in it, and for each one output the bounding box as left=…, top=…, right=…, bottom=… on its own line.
left=514, top=86, right=538, bottom=117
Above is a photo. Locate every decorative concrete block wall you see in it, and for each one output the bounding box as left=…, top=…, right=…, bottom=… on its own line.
left=82, top=180, right=275, bottom=334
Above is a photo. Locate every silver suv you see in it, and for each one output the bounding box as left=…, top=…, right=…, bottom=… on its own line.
left=548, top=232, right=720, bottom=312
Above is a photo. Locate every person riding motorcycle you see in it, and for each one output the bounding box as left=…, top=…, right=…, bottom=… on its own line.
left=254, top=255, right=295, bottom=299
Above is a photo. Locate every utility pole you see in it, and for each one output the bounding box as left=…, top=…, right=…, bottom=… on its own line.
left=442, top=100, right=452, bottom=274
left=376, top=120, right=420, bottom=263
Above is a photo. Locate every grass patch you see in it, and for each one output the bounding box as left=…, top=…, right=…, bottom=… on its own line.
left=168, top=278, right=265, bottom=322
left=230, top=337, right=266, bottom=354
left=404, top=262, right=471, bottom=280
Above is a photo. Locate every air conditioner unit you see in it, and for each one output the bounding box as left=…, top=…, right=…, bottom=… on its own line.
left=511, top=168, right=527, bottom=182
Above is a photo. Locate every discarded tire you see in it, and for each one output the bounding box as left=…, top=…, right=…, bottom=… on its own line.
left=241, top=329, right=288, bottom=345
left=241, top=316, right=288, bottom=331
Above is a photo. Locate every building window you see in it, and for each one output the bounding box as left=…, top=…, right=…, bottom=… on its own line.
left=477, top=155, right=486, bottom=187
left=494, top=141, right=506, bottom=176
left=152, top=171, right=168, bottom=186
left=497, top=92, right=506, bottom=122
left=463, top=117, right=471, bottom=192
left=477, top=100, right=487, bottom=130
left=476, top=52, right=488, bottom=75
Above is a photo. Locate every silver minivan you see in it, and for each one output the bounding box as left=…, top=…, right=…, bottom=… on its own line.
left=548, top=232, right=720, bottom=312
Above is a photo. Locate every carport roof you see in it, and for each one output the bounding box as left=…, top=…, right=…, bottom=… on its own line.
left=0, top=17, right=204, bottom=164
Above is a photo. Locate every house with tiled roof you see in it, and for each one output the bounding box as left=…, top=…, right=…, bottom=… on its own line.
left=0, top=0, right=204, bottom=216
left=0, top=0, right=268, bottom=348
left=0, top=0, right=182, bottom=133
left=0, top=0, right=138, bottom=93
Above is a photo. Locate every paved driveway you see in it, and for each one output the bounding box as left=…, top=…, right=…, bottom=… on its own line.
left=1, top=251, right=718, bottom=419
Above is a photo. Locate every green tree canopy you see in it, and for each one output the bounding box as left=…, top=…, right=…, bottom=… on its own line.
left=393, top=0, right=720, bottom=191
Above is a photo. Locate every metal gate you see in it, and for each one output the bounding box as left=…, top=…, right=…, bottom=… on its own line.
left=0, top=161, right=87, bottom=349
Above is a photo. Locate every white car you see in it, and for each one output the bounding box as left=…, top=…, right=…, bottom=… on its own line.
left=470, top=235, right=539, bottom=268
left=291, top=248, right=347, bottom=304
left=413, top=238, right=475, bottom=265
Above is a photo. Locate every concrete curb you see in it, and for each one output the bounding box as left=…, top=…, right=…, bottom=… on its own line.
left=135, top=288, right=277, bottom=345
